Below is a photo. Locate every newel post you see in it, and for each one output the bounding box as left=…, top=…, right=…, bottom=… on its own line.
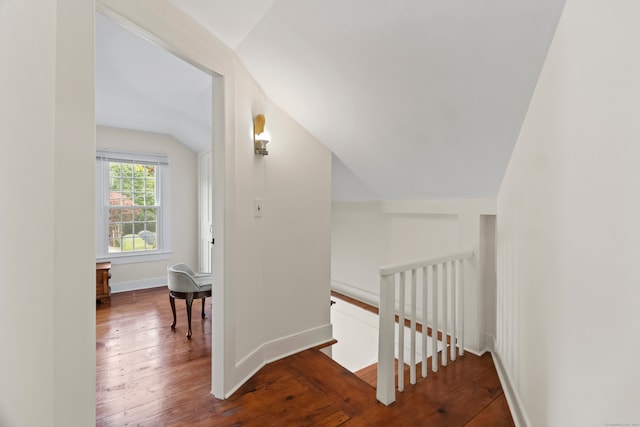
left=376, top=273, right=396, bottom=405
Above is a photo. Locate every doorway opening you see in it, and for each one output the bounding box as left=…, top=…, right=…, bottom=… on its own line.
left=95, top=7, right=225, bottom=403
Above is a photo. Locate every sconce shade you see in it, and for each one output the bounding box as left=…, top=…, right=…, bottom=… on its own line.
left=254, top=114, right=266, bottom=135
left=254, top=114, right=269, bottom=155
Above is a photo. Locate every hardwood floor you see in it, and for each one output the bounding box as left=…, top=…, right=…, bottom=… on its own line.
left=97, top=286, right=514, bottom=426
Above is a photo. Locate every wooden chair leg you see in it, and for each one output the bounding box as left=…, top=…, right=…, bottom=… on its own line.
left=169, top=294, right=177, bottom=329
left=201, top=297, right=206, bottom=319
left=185, top=293, right=194, bottom=338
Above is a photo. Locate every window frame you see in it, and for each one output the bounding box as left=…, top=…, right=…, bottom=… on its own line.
left=96, top=149, right=172, bottom=264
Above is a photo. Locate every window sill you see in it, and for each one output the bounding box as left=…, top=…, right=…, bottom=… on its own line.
left=96, top=251, right=173, bottom=265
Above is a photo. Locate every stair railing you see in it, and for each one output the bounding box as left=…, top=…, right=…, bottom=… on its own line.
left=376, top=251, right=473, bottom=405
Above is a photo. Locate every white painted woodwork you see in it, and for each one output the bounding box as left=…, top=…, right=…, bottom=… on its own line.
left=332, top=200, right=495, bottom=356
left=380, top=251, right=473, bottom=276
left=397, top=272, right=405, bottom=392
left=376, top=274, right=396, bottom=406
left=458, top=259, right=465, bottom=356
left=442, top=261, right=448, bottom=367
left=376, top=251, right=473, bottom=405
left=410, top=269, right=417, bottom=385
left=451, top=261, right=457, bottom=362
left=421, top=266, right=428, bottom=379
left=199, top=151, right=213, bottom=273
left=431, top=264, right=438, bottom=373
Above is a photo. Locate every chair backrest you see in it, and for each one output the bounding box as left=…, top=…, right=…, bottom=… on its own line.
left=167, top=263, right=213, bottom=293
left=170, top=263, right=195, bottom=276
left=167, top=264, right=200, bottom=293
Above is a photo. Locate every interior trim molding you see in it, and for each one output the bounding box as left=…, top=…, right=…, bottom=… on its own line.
left=491, top=350, right=530, bottom=427
left=226, top=323, right=333, bottom=399
left=331, top=279, right=380, bottom=308
left=110, top=277, right=166, bottom=293
left=462, top=347, right=486, bottom=357
left=485, top=333, right=496, bottom=352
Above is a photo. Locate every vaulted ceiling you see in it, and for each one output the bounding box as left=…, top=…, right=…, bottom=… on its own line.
left=97, top=0, right=566, bottom=200
left=96, top=13, right=213, bottom=156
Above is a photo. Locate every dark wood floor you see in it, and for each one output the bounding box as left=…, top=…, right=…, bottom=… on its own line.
left=97, top=286, right=514, bottom=426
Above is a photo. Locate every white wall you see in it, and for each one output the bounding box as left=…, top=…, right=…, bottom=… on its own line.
left=1, top=0, right=331, bottom=421
left=263, top=100, right=332, bottom=345
left=496, top=1, right=640, bottom=425
left=96, top=126, right=198, bottom=291
left=99, top=0, right=333, bottom=398
left=331, top=202, right=389, bottom=303
left=1, top=2, right=57, bottom=425
left=230, top=56, right=333, bottom=381
left=331, top=199, right=495, bottom=354
left=0, top=0, right=96, bottom=425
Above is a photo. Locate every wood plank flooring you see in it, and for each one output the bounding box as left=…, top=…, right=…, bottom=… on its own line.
left=97, top=286, right=514, bottom=426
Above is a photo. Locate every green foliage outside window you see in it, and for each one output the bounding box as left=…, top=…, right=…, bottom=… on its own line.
left=108, top=162, right=158, bottom=252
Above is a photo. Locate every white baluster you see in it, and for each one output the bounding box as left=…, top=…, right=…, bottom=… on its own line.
left=458, top=258, right=464, bottom=356
left=451, top=260, right=457, bottom=362
left=410, top=269, right=417, bottom=385
left=421, top=266, right=428, bottom=378
left=376, top=274, right=396, bottom=405
left=398, top=272, right=405, bottom=392
left=431, top=264, right=438, bottom=373
left=377, top=252, right=472, bottom=405
left=442, top=262, right=448, bottom=367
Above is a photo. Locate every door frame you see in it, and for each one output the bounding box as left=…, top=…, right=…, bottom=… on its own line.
left=96, top=1, right=231, bottom=398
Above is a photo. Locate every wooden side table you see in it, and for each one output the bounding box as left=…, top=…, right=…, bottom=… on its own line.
left=96, top=262, right=111, bottom=305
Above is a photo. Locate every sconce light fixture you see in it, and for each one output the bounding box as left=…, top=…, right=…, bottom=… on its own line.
left=254, top=114, right=270, bottom=156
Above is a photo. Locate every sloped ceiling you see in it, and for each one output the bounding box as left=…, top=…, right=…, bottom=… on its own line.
left=101, top=0, right=566, bottom=200
left=96, top=13, right=213, bottom=154
left=170, top=0, right=565, bottom=200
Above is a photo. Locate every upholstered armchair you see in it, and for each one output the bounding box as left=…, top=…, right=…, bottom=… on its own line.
left=167, top=263, right=212, bottom=338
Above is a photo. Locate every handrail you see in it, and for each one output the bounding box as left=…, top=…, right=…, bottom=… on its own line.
left=379, top=250, right=473, bottom=276
left=376, top=250, right=473, bottom=406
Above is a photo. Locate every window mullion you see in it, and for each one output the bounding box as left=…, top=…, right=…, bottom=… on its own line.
left=100, top=158, right=166, bottom=257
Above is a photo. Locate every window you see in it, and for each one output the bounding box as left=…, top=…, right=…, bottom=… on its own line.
left=96, top=150, right=171, bottom=263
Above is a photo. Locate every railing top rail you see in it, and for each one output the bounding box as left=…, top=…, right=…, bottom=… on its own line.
left=379, top=250, right=473, bottom=276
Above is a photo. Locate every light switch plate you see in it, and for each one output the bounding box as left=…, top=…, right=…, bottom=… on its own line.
left=254, top=198, right=263, bottom=217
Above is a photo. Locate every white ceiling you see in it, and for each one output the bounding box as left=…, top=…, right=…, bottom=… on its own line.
left=98, top=1, right=566, bottom=200
left=96, top=13, right=212, bottom=154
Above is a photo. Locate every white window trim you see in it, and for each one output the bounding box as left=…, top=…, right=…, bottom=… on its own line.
left=95, top=149, right=172, bottom=264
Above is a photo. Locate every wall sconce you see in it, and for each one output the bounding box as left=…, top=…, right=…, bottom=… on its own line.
left=254, top=114, right=270, bottom=156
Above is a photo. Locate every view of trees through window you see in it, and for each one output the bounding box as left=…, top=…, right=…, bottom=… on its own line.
left=108, top=162, right=158, bottom=253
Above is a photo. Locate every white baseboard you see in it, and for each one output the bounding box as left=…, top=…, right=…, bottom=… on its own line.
left=462, top=347, right=486, bottom=357
left=110, top=277, right=166, bottom=293
left=262, top=323, right=334, bottom=363
left=485, top=333, right=496, bottom=352
left=226, top=349, right=263, bottom=399
left=491, top=350, right=530, bottom=427
left=225, top=323, right=334, bottom=399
